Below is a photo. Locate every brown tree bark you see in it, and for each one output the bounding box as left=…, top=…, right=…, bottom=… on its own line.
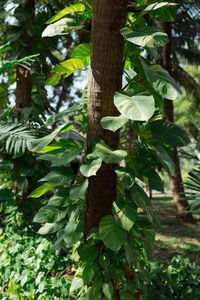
left=85, top=0, right=127, bottom=235
left=162, top=21, right=195, bottom=223
left=13, top=0, right=35, bottom=196
left=15, top=0, right=35, bottom=114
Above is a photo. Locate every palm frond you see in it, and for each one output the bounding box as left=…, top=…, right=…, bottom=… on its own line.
left=0, top=122, right=49, bottom=155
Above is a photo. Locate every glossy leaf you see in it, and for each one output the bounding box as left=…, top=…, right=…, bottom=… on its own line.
left=121, top=25, right=168, bottom=48
left=42, top=18, right=83, bottom=37
left=115, top=166, right=135, bottom=188
left=100, top=115, right=128, bottom=132
left=46, top=2, right=86, bottom=24
left=45, top=73, right=60, bottom=86
left=150, top=119, right=190, bottom=146
left=70, top=179, right=88, bottom=200
left=30, top=123, right=72, bottom=152
left=114, top=91, right=155, bottom=121
left=99, top=215, right=126, bottom=252
left=63, top=221, right=84, bottom=247
left=80, top=158, right=102, bottom=177
left=33, top=205, right=67, bottom=223
left=141, top=60, right=181, bottom=100
left=38, top=221, right=65, bottom=235
left=112, top=198, right=137, bottom=232
left=71, top=43, right=91, bottom=59
left=94, top=141, right=127, bottom=163
left=29, top=182, right=58, bottom=198
left=39, top=167, right=76, bottom=184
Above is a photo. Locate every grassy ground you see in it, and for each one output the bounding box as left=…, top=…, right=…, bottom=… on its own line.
left=151, top=194, right=200, bottom=263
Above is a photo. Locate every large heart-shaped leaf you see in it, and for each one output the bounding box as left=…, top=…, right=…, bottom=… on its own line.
left=94, top=141, right=127, bottom=163
left=121, top=25, right=168, bottom=48
left=149, top=119, right=190, bottom=146
left=114, top=91, right=155, bottom=121
left=80, top=158, right=102, bottom=177
left=141, top=60, right=181, bottom=100
left=99, top=215, right=126, bottom=252
left=100, top=115, right=128, bottom=132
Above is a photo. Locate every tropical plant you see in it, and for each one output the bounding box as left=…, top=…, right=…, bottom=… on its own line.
left=20, top=1, right=192, bottom=299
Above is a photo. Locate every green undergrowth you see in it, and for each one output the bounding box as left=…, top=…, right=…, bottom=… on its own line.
left=1, top=195, right=200, bottom=299
left=0, top=228, right=75, bottom=299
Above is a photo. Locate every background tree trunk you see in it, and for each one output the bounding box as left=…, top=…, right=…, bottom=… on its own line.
left=14, top=0, right=35, bottom=196
left=85, top=0, right=127, bottom=234
left=15, top=0, right=35, bottom=114
left=162, top=21, right=195, bottom=223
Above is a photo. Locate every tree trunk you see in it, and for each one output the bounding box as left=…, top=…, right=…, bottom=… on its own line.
left=15, top=0, right=34, bottom=115
left=13, top=0, right=35, bottom=196
left=162, top=21, right=195, bottom=223
left=85, top=0, right=127, bottom=235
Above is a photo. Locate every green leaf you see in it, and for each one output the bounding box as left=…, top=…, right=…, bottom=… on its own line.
left=39, top=167, right=76, bottom=184
left=46, top=105, right=81, bottom=126
left=71, top=43, right=91, bottom=59
left=124, top=233, right=136, bottom=266
left=29, top=182, right=58, bottom=198
left=130, top=184, right=154, bottom=223
left=30, top=123, right=72, bottom=152
left=99, top=215, right=126, bottom=252
left=91, top=140, right=127, bottom=163
left=141, top=60, right=181, bottom=100
left=112, top=198, right=137, bottom=232
left=144, top=2, right=176, bottom=12
left=83, top=263, right=98, bottom=285
left=80, top=158, right=102, bottom=177
left=142, top=168, right=164, bottom=192
left=70, top=277, right=83, bottom=293
left=121, top=25, right=168, bottom=48
left=148, top=2, right=176, bottom=22
left=149, top=119, right=190, bottom=146
left=78, top=244, right=98, bottom=263
left=39, top=140, right=84, bottom=167
left=100, top=115, right=128, bottom=132
left=70, top=179, right=88, bottom=200
left=114, top=91, right=155, bottom=121
left=45, top=73, right=60, bottom=85
left=102, top=282, right=114, bottom=299
left=33, top=205, right=67, bottom=223
left=42, top=18, right=83, bottom=37
left=38, top=221, right=65, bottom=235
left=115, top=166, right=135, bottom=188
left=152, top=145, right=175, bottom=176
left=63, top=221, right=84, bottom=247
left=46, top=2, right=86, bottom=24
